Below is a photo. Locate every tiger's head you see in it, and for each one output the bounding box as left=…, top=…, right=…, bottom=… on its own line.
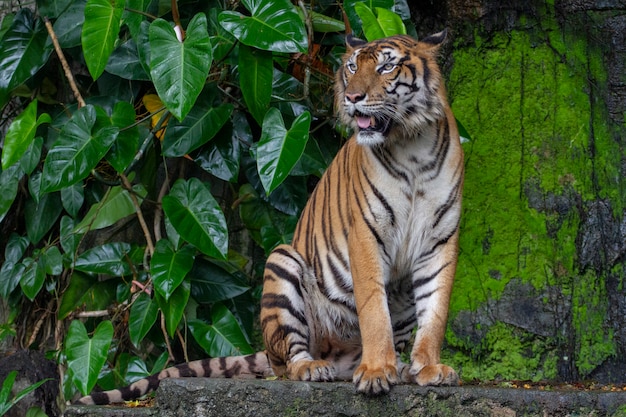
left=336, top=30, right=448, bottom=146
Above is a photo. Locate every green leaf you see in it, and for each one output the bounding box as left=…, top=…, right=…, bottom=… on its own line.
left=129, top=292, right=159, bottom=347
left=2, top=100, right=51, bottom=170
left=20, top=257, right=46, bottom=300
left=218, top=0, right=307, bottom=53
left=257, top=108, right=311, bottom=195
left=194, top=122, right=241, bottom=183
left=149, top=13, right=212, bottom=121
left=151, top=240, right=195, bottom=301
left=105, top=38, right=150, bottom=81
left=162, top=91, right=233, bottom=157
left=4, top=233, right=29, bottom=262
left=343, top=0, right=393, bottom=37
left=0, top=164, right=23, bottom=223
left=65, top=320, right=113, bottom=396
left=61, top=182, right=85, bottom=218
left=73, top=242, right=132, bottom=276
left=308, top=10, right=346, bottom=33
left=188, top=259, right=250, bottom=303
left=188, top=304, right=254, bottom=357
left=20, top=137, right=43, bottom=175
left=60, top=216, right=81, bottom=256
left=0, top=9, right=52, bottom=106
left=81, top=0, right=124, bottom=79
left=24, top=191, right=62, bottom=243
left=43, top=246, right=63, bottom=275
left=0, top=371, right=16, bottom=408
left=155, top=280, right=190, bottom=337
left=290, top=137, right=328, bottom=177
left=41, top=105, right=119, bottom=193
left=162, top=178, right=228, bottom=259
left=73, top=183, right=147, bottom=234
left=354, top=4, right=405, bottom=41
left=238, top=44, right=272, bottom=124
left=37, top=0, right=73, bottom=18
left=50, top=0, right=85, bottom=48
left=373, top=8, right=406, bottom=37
left=107, top=101, right=140, bottom=173
left=58, top=271, right=118, bottom=319
left=0, top=262, right=24, bottom=299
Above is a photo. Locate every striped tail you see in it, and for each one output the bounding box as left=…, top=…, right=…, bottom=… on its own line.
left=77, top=351, right=273, bottom=405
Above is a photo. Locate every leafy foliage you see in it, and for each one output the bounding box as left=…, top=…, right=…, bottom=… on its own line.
left=0, top=0, right=414, bottom=401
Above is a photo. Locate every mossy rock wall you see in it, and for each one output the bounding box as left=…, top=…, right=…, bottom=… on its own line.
left=421, top=0, right=626, bottom=382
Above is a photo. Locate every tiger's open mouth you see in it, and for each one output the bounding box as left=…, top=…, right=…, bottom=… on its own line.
left=354, top=111, right=392, bottom=135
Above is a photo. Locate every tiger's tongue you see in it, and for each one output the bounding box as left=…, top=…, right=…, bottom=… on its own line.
left=357, top=116, right=373, bottom=129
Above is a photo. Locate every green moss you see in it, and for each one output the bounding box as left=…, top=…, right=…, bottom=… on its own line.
left=445, top=2, right=621, bottom=382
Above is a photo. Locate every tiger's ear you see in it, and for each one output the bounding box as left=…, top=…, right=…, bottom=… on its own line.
left=418, top=29, right=447, bottom=52
left=346, top=33, right=367, bottom=50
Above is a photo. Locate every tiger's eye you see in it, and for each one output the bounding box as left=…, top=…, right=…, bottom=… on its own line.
left=347, top=62, right=357, bottom=73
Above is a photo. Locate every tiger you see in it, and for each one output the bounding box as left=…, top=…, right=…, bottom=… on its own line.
left=77, top=29, right=463, bottom=405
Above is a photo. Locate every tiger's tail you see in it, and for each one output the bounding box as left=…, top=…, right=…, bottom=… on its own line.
left=76, top=351, right=273, bottom=405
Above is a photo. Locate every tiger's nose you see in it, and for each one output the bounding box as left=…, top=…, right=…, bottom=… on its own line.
left=345, top=92, right=365, bottom=103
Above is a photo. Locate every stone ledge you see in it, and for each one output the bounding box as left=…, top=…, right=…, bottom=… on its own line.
left=65, top=378, right=626, bottom=417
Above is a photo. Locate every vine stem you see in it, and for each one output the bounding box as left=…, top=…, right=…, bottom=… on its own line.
left=43, top=17, right=86, bottom=108
left=120, top=173, right=155, bottom=256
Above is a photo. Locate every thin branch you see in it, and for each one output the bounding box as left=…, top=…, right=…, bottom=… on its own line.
left=120, top=173, right=155, bottom=255
left=43, top=17, right=86, bottom=108
left=160, top=313, right=175, bottom=363
left=74, top=310, right=111, bottom=318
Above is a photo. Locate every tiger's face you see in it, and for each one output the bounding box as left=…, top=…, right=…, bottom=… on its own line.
left=336, top=32, right=447, bottom=146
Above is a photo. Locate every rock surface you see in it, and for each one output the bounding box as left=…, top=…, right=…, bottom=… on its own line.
left=65, top=378, right=626, bottom=417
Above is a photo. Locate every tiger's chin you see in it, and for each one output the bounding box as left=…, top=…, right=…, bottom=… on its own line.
left=353, top=113, right=393, bottom=146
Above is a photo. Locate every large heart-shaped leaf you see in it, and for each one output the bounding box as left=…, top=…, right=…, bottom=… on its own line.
left=81, top=0, right=124, bottom=79
left=155, top=281, right=190, bottom=337
left=188, top=258, right=250, bottom=303
left=65, top=320, right=113, bottom=396
left=0, top=9, right=52, bottom=106
left=257, top=108, right=311, bottom=195
left=188, top=304, right=254, bottom=357
left=61, top=182, right=84, bottom=218
left=162, top=178, right=228, bottom=259
left=107, top=100, right=140, bottom=173
left=37, top=0, right=73, bottom=18
left=355, top=4, right=406, bottom=41
left=238, top=44, right=272, bottom=124
left=343, top=0, right=393, bottom=37
left=73, top=183, right=147, bottom=234
left=19, top=257, right=46, bottom=301
left=41, top=105, right=119, bottom=193
left=51, top=0, right=85, bottom=48
left=162, top=90, right=233, bottom=157
left=218, top=0, right=307, bottom=53
left=58, top=271, right=117, bottom=319
left=150, top=240, right=195, bottom=301
left=129, top=292, right=159, bottom=347
left=73, top=242, right=132, bottom=276
left=0, top=164, right=23, bottom=224
left=194, top=123, right=241, bottom=183
left=149, top=13, right=212, bottom=121
left=24, top=190, right=62, bottom=243
left=2, top=99, right=51, bottom=170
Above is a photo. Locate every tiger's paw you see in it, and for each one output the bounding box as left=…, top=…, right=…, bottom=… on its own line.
left=288, top=359, right=335, bottom=382
left=353, top=363, right=399, bottom=395
left=411, top=364, right=459, bottom=386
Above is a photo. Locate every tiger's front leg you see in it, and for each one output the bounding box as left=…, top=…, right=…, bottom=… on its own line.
left=350, top=221, right=399, bottom=395
left=260, top=245, right=336, bottom=382
left=409, top=232, right=460, bottom=386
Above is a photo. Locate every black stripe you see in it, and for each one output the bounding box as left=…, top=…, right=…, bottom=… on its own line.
left=362, top=166, right=397, bottom=227
left=412, top=262, right=451, bottom=290
left=261, top=293, right=307, bottom=325
left=264, top=262, right=303, bottom=299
